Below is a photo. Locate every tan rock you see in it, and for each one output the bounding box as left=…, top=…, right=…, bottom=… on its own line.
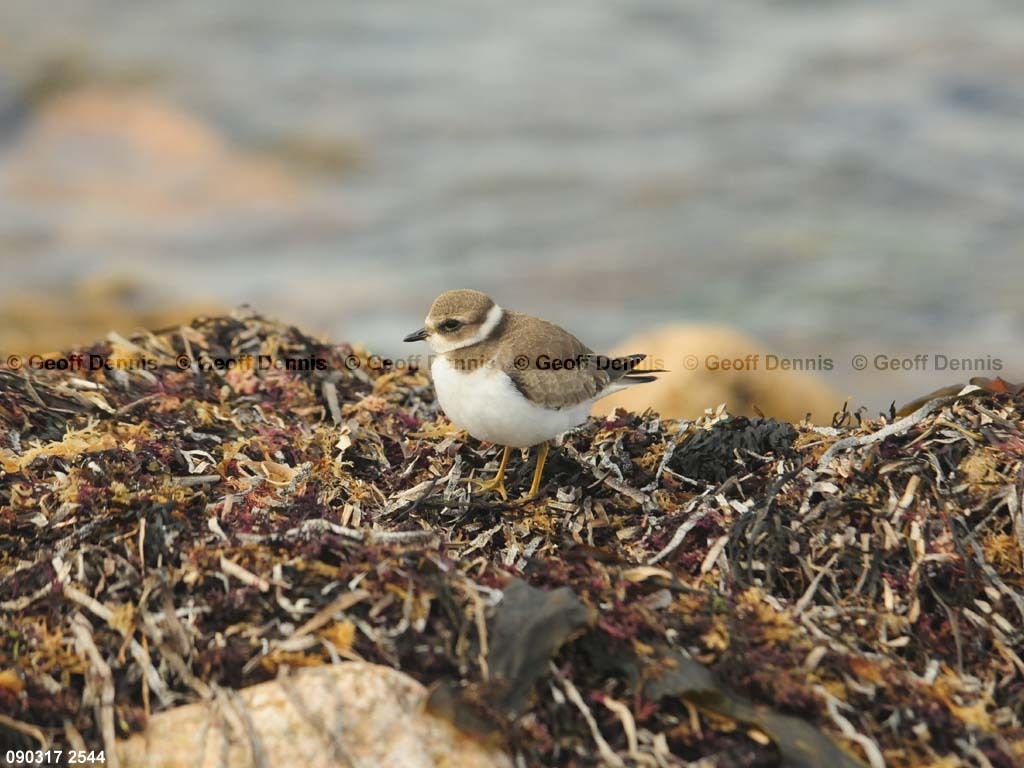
left=594, top=324, right=845, bottom=424
left=0, top=88, right=299, bottom=226
left=118, top=662, right=512, bottom=768
left=0, top=278, right=223, bottom=355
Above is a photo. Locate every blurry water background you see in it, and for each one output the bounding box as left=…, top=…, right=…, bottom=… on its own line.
left=1, top=0, right=1022, bottom=409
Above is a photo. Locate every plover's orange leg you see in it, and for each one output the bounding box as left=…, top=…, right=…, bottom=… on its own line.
left=472, top=445, right=512, bottom=500
left=525, top=441, right=550, bottom=499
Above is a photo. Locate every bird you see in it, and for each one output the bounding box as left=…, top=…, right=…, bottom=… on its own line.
left=403, top=289, right=660, bottom=500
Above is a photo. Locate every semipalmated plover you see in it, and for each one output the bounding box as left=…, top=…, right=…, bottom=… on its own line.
left=404, top=289, right=659, bottom=499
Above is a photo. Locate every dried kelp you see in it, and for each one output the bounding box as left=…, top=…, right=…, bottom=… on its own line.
left=1, top=309, right=1023, bottom=767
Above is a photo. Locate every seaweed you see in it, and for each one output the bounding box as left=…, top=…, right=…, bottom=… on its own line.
left=1, top=309, right=1023, bottom=766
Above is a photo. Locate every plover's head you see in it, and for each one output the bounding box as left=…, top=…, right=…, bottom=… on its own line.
left=403, top=289, right=503, bottom=353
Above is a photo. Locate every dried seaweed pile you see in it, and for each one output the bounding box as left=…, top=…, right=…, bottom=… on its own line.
left=2, top=311, right=1023, bottom=767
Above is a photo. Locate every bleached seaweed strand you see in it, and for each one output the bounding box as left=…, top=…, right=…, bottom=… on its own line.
left=793, top=552, right=840, bottom=617
left=550, top=663, right=625, bottom=768
left=283, top=589, right=370, bottom=647
left=815, top=394, right=959, bottom=473
left=321, top=379, right=343, bottom=426
left=62, top=571, right=173, bottom=706
left=0, top=713, right=47, bottom=749
left=1015, top=483, right=1024, bottom=576
left=647, top=495, right=710, bottom=565
left=799, top=394, right=960, bottom=517
left=600, top=696, right=640, bottom=758
left=560, top=441, right=651, bottom=506
left=642, top=421, right=694, bottom=493
left=70, top=613, right=120, bottom=768
left=816, top=685, right=886, bottom=768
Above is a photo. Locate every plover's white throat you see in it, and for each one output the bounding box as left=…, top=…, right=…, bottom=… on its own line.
left=404, top=289, right=660, bottom=499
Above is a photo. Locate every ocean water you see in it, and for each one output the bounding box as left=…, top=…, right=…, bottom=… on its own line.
left=1, top=0, right=1022, bottom=408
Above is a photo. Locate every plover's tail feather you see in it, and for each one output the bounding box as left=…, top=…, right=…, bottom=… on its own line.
left=582, top=353, right=665, bottom=395
left=621, top=371, right=660, bottom=384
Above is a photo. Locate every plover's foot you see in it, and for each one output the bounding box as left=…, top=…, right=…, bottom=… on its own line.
left=471, top=474, right=509, bottom=501
left=470, top=445, right=511, bottom=500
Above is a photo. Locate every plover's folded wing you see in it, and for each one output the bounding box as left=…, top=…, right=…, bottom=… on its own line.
left=499, top=314, right=659, bottom=410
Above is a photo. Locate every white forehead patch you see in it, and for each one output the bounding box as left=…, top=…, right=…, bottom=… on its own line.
left=427, top=304, right=503, bottom=354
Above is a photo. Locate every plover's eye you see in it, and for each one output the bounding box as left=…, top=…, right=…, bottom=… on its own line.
left=439, top=319, right=462, bottom=332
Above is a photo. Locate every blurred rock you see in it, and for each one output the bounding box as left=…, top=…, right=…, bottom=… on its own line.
left=0, top=277, right=223, bottom=354
left=594, top=325, right=844, bottom=424
left=0, top=87, right=300, bottom=230
left=117, top=662, right=511, bottom=768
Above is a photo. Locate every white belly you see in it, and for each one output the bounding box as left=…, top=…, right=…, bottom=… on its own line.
left=431, top=357, right=591, bottom=448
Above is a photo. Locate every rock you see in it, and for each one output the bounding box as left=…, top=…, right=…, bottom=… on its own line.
left=0, top=88, right=300, bottom=230
left=593, top=324, right=844, bottom=423
left=117, top=662, right=512, bottom=768
left=0, top=277, right=223, bottom=355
